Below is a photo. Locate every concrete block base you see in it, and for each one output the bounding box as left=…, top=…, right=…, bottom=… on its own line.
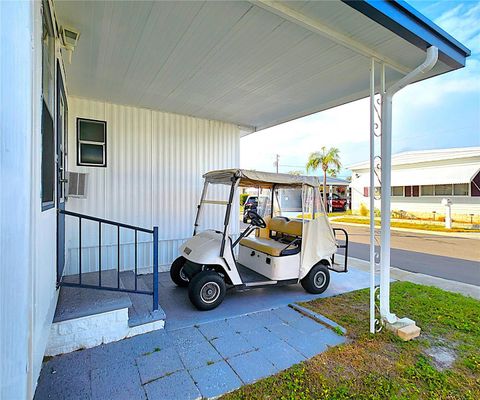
left=386, top=317, right=421, bottom=341
left=45, top=308, right=165, bottom=356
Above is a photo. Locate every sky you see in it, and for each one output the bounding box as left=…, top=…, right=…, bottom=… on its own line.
left=240, top=0, right=480, bottom=179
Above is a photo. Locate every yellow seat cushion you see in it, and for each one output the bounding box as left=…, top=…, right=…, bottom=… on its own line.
left=239, top=237, right=288, bottom=257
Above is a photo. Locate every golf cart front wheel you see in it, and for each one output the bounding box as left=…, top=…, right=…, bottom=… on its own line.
left=170, top=257, right=189, bottom=287
left=301, top=263, right=330, bottom=294
left=188, top=271, right=226, bottom=311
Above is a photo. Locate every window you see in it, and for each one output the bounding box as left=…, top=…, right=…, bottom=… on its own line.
left=41, top=1, right=55, bottom=211
left=41, top=102, right=55, bottom=209
left=434, top=184, right=452, bottom=196
left=421, top=185, right=434, bottom=196
left=391, top=186, right=403, bottom=196
left=405, top=185, right=419, bottom=197
left=77, top=118, right=107, bottom=166
left=405, top=186, right=411, bottom=197
left=453, top=183, right=468, bottom=196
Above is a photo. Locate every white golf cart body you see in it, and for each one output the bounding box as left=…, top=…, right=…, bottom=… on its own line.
left=179, top=169, right=344, bottom=288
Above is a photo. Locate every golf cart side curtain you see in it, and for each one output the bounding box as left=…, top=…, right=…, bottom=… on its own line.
left=203, top=169, right=322, bottom=188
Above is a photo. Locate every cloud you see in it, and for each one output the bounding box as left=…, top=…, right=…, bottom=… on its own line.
left=435, top=2, right=480, bottom=54
left=395, top=1, right=480, bottom=108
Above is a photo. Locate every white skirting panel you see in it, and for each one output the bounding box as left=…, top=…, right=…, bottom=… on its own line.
left=65, top=97, right=240, bottom=275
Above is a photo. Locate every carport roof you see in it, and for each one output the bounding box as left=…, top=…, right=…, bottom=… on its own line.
left=54, top=0, right=470, bottom=134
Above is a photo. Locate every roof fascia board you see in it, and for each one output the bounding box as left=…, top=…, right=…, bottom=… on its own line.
left=252, top=0, right=411, bottom=75
left=342, top=0, right=470, bottom=69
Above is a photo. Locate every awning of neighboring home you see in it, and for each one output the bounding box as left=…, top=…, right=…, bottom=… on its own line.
left=390, top=164, right=480, bottom=186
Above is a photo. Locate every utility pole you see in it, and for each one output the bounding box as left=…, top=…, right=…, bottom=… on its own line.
left=274, top=154, right=279, bottom=173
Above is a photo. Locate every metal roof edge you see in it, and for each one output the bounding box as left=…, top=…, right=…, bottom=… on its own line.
left=342, top=0, right=471, bottom=70
left=347, top=147, right=480, bottom=170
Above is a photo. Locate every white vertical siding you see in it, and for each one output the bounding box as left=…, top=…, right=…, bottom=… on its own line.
left=66, top=97, right=240, bottom=273
left=1, top=2, right=58, bottom=398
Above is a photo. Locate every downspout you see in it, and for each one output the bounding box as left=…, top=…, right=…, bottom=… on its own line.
left=379, top=46, right=438, bottom=324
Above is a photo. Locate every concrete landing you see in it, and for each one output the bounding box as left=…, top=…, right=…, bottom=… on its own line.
left=57, top=270, right=166, bottom=325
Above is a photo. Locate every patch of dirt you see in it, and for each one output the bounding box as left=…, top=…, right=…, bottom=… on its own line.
left=424, top=346, right=457, bottom=371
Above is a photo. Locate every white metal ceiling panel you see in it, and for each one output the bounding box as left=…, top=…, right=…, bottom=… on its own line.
left=54, top=0, right=461, bottom=132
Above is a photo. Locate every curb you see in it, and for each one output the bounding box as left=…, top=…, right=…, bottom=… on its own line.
left=336, top=255, right=480, bottom=300
left=289, top=304, right=347, bottom=335
left=330, top=220, right=480, bottom=239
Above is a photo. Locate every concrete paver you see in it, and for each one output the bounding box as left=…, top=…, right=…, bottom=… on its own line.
left=210, top=333, right=255, bottom=359
left=143, top=370, right=200, bottom=400
left=189, top=360, right=243, bottom=398
left=227, top=350, right=278, bottom=384
left=136, top=347, right=184, bottom=385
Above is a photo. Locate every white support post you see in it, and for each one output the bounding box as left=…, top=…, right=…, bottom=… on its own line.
left=380, top=84, right=395, bottom=323
left=379, top=47, right=439, bottom=325
left=369, top=58, right=376, bottom=333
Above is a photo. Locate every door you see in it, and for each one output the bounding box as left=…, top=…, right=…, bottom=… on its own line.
left=56, top=62, right=68, bottom=281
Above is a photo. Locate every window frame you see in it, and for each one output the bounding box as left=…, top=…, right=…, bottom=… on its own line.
left=41, top=0, right=55, bottom=211
left=76, top=117, right=107, bottom=167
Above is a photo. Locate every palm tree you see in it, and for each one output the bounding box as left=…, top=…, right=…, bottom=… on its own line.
left=306, top=147, right=342, bottom=209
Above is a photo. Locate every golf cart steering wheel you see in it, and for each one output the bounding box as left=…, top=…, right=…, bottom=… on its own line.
left=247, top=211, right=267, bottom=228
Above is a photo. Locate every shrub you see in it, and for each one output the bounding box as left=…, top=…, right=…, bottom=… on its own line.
left=359, top=203, right=368, bottom=217
left=239, top=193, right=249, bottom=206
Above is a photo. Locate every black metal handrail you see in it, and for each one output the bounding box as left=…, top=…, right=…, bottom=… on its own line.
left=332, top=227, right=349, bottom=273
left=58, top=209, right=159, bottom=311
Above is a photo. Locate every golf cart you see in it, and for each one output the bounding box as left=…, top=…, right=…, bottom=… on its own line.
left=170, top=169, right=349, bottom=310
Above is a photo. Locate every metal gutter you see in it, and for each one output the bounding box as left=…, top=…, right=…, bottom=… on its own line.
left=343, top=0, right=471, bottom=69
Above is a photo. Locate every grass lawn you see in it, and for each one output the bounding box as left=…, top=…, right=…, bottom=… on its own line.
left=222, top=282, right=480, bottom=399
left=332, top=216, right=480, bottom=233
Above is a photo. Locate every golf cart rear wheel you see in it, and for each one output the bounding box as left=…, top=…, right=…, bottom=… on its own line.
left=301, top=263, right=330, bottom=294
left=170, top=257, right=189, bottom=287
left=188, top=271, right=226, bottom=311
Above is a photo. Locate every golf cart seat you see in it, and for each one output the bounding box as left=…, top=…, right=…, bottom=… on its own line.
left=240, top=216, right=302, bottom=257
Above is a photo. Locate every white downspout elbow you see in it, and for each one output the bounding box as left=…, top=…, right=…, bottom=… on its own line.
left=379, top=46, right=438, bottom=325
left=386, top=46, right=439, bottom=97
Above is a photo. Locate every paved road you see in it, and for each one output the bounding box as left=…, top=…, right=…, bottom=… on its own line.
left=332, top=223, right=480, bottom=286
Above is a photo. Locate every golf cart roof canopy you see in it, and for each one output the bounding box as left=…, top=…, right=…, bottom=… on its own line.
left=203, top=169, right=321, bottom=188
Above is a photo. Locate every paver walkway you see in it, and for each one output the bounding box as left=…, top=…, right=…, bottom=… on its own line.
left=35, top=306, right=345, bottom=399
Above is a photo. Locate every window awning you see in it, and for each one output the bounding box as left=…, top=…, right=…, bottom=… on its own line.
left=391, top=164, right=480, bottom=186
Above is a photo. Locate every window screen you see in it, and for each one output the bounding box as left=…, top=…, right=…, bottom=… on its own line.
left=77, top=118, right=107, bottom=166
left=453, top=183, right=468, bottom=196
left=391, top=186, right=403, bottom=196
left=434, top=184, right=452, bottom=196
left=421, top=185, right=434, bottom=196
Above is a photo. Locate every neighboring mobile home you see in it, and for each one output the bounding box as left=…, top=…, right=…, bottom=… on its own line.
left=0, top=0, right=470, bottom=397
left=349, top=147, right=480, bottom=221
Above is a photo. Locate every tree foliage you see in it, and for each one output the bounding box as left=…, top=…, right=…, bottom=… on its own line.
left=306, top=146, right=342, bottom=207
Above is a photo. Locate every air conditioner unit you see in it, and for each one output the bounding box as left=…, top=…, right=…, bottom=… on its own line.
left=67, top=172, right=88, bottom=198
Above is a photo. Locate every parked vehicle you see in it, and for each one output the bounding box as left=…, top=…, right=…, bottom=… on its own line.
left=329, top=193, right=348, bottom=211
left=170, top=169, right=349, bottom=310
